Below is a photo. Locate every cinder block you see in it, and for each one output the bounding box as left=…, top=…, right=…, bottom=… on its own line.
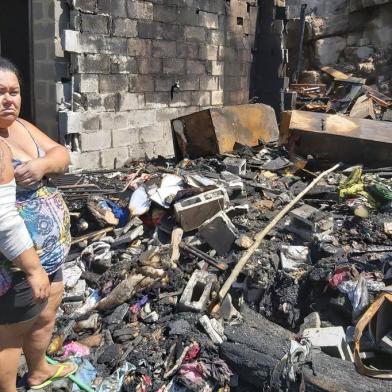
left=199, top=45, right=219, bottom=61
left=58, top=111, right=81, bottom=135
left=97, top=0, right=127, bottom=17
left=184, top=26, right=206, bottom=42
left=206, top=30, right=225, bottom=46
left=127, top=38, right=152, bottom=57
left=100, top=147, right=130, bottom=169
left=224, top=76, right=241, bottom=92
left=153, top=4, right=177, bottom=23
left=155, top=108, right=179, bottom=122
left=72, top=0, right=96, bottom=12
left=118, top=93, right=145, bottom=111
left=199, top=211, right=238, bottom=256
left=211, top=91, right=223, bottom=105
left=81, top=113, right=100, bottom=131
left=112, top=18, right=138, bottom=37
left=152, top=40, right=176, bottom=58
left=99, top=74, right=128, bottom=93
left=200, top=75, right=219, bottom=90
left=198, top=0, right=225, bottom=14
left=138, top=21, right=182, bottom=41
left=174, top=188, right=229, bottom=232
left=303, top=327, right=354, bottom=362
left=71, top=53, right=111, bottom=74
left=80, top=131, right=111, bottom=152
left=177, top=42, right=199, bottom=59
left=145, top=92, right=169, bottom=109
left=163, top=58, right=185, bottom=75
left=128, top=143, right=149, bottom=160
left=175, top=6, right=200, bottom=26
left=288, top=204, right=334, bottom=240
left=78, top=34, right=128, bottom=55
left=155, top=137, right=174, bottom=157
left=80, top=14, right=110, bottom=34
left=198, top=11, right=219, bottom=29
left=103, top=93, right=118, bottom=112
left=138, top=57, right=162, bottom=74
left=139, top=125, right=164, bottom=143
left=224, top=61, right=242, bottom=77
left=228, top=90, right=246, bottom=105
left=137, top=141, right=173, bottom=159
left=186, top=60, right=206, bottom=75
left=70, top=150, right=101, bottom=170
left=218, top=46, right=236, bottom=61
left=56, top=81, right=72, bottom=108
left=74, top=74, right=99, bottom=93
left=69, top=10, right=81, bottom=33
left=128, top=109, right=156, bottom=127
left=191, top=91, right=211, bottom=106
left=178, top=270, right=217, bottom=312
left=169, top=92, right=192, bottom=107
left=127, top=1, right=153, bottom=20
left=218, top=171, right=244, bottom=195
left=207, top=60, right=224, bottom=76
left=112, top=127, right=139, bottom=147
left=100, top=112, right=129, bottom=131
left=129, top=74, right=154, bottom=92
left=223, top=157, right=246, bottom=175
left=63, top=30, right=81, bottom=53
left=110, top=54, right=137, bottom=74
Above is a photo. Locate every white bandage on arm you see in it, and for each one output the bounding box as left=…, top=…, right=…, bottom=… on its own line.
left=0, top=179, right=34, bottom=261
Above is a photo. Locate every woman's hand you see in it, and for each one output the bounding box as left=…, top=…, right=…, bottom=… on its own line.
left=14, top=158, right=46, bottom=186
left=26, top=266, right=50, bottom=303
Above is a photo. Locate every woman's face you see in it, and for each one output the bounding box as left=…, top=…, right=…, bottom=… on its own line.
left=0, top=70, right=21, bottom=128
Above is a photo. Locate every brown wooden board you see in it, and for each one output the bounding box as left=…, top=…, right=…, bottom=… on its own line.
left=171, top=104, right=279, bottom=160
left=281, top=110, right=392, bottom=167
left=321, top=66, right=350, bottom=80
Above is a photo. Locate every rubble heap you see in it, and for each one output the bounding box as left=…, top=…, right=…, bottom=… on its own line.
left=20, top=130, right=392, bottom=391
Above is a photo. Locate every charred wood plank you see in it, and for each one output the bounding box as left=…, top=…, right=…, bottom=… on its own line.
left=220, top=305, right=391, bottom=391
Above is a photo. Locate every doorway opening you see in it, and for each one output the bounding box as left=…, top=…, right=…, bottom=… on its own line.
left=0, top=0, right=34, bottom=122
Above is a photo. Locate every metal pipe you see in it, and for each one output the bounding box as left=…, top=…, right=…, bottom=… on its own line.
left=292, top=3, right=307, bottom=84
left=180, top=243, right=227, bottom=271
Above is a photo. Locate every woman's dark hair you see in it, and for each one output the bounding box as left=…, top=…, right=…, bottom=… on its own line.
left=0, top=57, right=21, bottom=84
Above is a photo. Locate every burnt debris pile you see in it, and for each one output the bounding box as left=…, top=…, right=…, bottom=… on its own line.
left=22, top=98, right=392, bottom=392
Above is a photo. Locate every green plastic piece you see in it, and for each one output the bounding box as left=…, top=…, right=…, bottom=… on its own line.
left=45, top=356, right=96, bottom=392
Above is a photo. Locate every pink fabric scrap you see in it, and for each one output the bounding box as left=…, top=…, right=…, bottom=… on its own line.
left=329, top=268, right=350, bottom=289
left=177, top=362, right=205, bottom=386
left=184, top=342, right=200, bottom=362
left=58, top=341, right=90, bottom=361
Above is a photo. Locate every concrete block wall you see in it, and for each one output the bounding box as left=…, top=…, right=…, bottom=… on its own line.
left=32, top=0, right=58, bottom=140
left=60, top=0, right=258, bottom=170
left=32, top=0, right=73, bottom=141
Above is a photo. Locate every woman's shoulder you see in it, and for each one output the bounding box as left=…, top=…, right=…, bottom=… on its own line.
left=15, top=117, right=35, bottom=131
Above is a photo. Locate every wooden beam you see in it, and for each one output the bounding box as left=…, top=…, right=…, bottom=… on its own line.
left=282, top=110, right=392, bottom=167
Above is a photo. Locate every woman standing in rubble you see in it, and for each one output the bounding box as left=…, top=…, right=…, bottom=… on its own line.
left=0, top=57, right=76, bottom=391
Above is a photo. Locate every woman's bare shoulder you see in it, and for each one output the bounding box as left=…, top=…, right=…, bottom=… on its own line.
left=17, top=117, right=60, bottom=150
left=15, top=117, right=37, bottom=133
